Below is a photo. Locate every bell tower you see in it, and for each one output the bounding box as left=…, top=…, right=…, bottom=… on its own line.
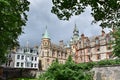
left=39, top=26, right=51, bottom=70
left=41, top=26, right=51, bottom=49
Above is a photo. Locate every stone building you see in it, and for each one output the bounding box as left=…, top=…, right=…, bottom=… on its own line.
left=70, top=28, right=114, bottom=63
left=39, top=25, right=114, bottom=70
left=38, top=27, right=71, bottom=71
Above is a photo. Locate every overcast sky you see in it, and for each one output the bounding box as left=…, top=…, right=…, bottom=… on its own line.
left=18, top=0, right=110, bottom=47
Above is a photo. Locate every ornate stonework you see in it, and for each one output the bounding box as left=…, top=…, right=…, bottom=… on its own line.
left=38, top=25, right=114, bottom=70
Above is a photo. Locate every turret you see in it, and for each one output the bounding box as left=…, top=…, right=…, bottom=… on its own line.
left=42, top=26, right=50, bottom=39
left=41, top=26, right=51, bottom=49
left=72, top=24, right=79, bottom=43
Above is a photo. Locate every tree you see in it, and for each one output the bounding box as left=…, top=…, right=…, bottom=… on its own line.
left=113, top=28, right=120, bottom=58
left=51, top=0, right=120, bottom=58
left=39, top=56, right=93, bottom=80
left=51, top=0, right=120, bottom=28
left=0, top=0, right=30, bottom=64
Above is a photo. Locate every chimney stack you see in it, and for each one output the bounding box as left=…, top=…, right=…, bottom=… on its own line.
left=101, top=30, right=105, bottom=36
left=59, top=40, right=64, bottom=48
left=81, top=34, right=85, bottom=39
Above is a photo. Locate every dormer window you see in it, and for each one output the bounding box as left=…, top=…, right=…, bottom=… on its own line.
left=30, top=49, right=33, bottom=53
left=24, top=48, right=29, bottom=53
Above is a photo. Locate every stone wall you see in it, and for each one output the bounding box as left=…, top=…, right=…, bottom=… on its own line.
left=0, top=68, right=38, bottom=80
left=92, top=65, right=120, bottom=80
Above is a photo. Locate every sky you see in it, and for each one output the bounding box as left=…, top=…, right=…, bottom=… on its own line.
left=18, top=0, right=110, bottom=47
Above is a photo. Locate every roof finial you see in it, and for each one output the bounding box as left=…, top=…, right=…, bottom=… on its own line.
left=74, top=21, right=77, bottom=28
left=73, top=23, right=79, bottom=32
left=42, top=25, right=50, bottom=39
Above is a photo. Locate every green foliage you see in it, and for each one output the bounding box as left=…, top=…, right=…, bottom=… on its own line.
left=13, top=78, right=37, bottom=80
left=39, top=56, right=120, bottom=80
left=51, top=0, right=120, bottom=28
left=113, top=28, right=120, bottom=58
left=51, top=1, right=120, bottom=76
left=0, top=0, right=30, bottom=64
left=51, top=0, right=120, bottom=58
left=39, top=56, right=93, bottom=80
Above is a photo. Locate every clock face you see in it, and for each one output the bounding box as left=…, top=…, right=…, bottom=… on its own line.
left=43, top=41, right=48, bottom=46
left=44, top=42, right=48, bottom=45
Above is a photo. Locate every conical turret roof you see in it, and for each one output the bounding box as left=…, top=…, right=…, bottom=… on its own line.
left=73, top=24, right=79, bottom=32
left=42, top=26, right=50, bottom=39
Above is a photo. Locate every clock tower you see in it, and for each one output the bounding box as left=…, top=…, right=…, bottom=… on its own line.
left=39, top=26, right=52, bottom=70
left=41, top=27, right=51, bottom=49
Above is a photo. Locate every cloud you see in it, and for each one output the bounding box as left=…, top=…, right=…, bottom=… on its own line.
left=18, top=0, right=109, bottom=47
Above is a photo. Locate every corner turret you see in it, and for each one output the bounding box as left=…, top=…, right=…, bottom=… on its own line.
left=72, top=24, right=79, bottom=43
left=42, top=26, right=50, bottom=39
left=41, top=26, right=51, bottom=49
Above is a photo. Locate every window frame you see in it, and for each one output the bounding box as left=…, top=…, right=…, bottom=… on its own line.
left=17, top=55, right=20, bottom=59
left=16, top=62, right=20, bottom=67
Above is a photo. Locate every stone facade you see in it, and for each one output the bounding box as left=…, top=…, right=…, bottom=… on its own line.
left=38, top=25, right=114, bottom=70
left=74, top=31, right=114, bottom=63
left=38, top=27, right=71, bottom=70
left=92, top=65, right=120, bottom=80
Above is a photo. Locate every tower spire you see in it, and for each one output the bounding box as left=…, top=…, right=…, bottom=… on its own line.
left=73, top=23, right=79, bottom=33
left=42, top=26, right=50, bottom=39
left=46, top=25, right=47, bottom=30
left=72, top=24, right=79, bottom=42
